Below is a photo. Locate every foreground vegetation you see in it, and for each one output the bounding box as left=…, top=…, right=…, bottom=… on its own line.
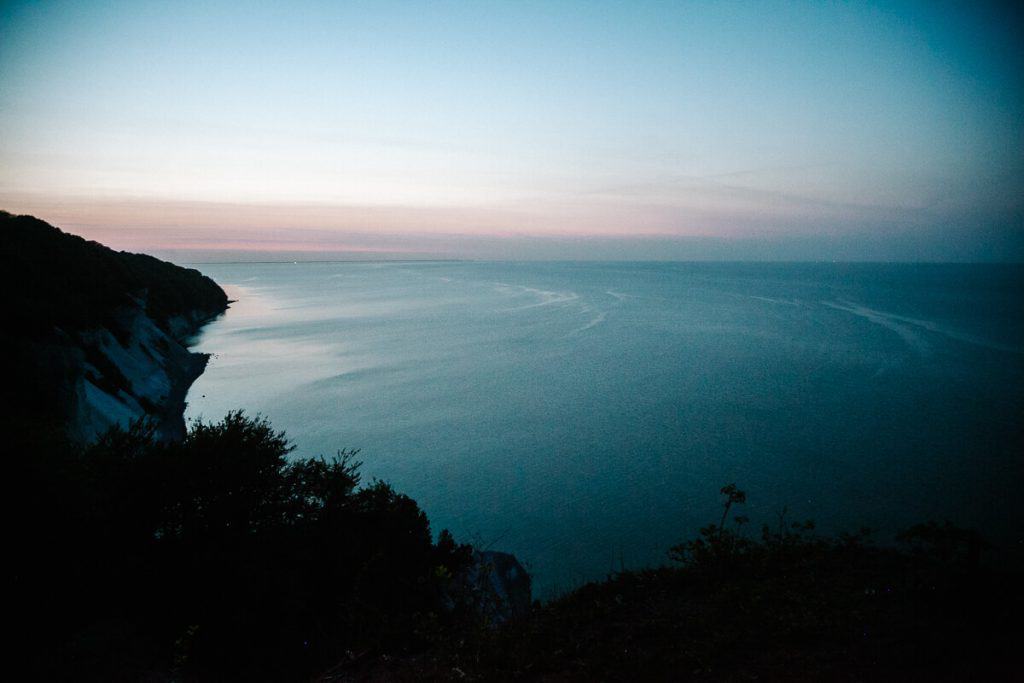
left=13, top=413, right=473, bottom=680
left=334, top=486, right=1022, bottom=681
left=13, top=412, right=1021, bottom=681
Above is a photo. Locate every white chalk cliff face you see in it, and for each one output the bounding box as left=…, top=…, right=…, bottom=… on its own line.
left=69, top=296, right=220, bottom=442
left=2, top=212, right=230, bottom=442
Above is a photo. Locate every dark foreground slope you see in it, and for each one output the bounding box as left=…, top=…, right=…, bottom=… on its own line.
left=12, top=412, right=1019, bottom=680
left=0, top=211, right=228, bottom=440
left=332, top=494, right=1022, bottom=682
left=12, top=413, right=495, bottom=681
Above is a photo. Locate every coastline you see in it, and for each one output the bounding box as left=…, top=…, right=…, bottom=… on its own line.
left=154, top=312, right=224, bottom=441
left=71, top=302, right=229, bottom=442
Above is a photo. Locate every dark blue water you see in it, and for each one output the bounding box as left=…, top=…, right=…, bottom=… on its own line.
left=186, top=262, right=1024, bottom=594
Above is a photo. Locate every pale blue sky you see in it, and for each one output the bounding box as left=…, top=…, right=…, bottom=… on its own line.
left=1, top=1, right=1020, bottom=259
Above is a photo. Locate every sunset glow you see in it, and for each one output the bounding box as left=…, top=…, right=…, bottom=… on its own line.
left=2, top=1, right=1021, bottom=260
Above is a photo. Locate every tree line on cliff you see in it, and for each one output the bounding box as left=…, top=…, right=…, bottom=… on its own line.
left=1, top=211, right=227, bottom=338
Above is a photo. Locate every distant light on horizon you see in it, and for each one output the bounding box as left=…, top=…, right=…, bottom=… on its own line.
left=1, top=0, right=1021, bottom=260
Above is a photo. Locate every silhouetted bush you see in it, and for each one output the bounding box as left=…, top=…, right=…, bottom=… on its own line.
left=348, top=485, right=1020, bottom=681
left=11, top=412, right=471, bottom=680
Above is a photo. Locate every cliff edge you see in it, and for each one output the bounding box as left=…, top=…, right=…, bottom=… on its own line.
left=0, top=211, right=228, bottom=441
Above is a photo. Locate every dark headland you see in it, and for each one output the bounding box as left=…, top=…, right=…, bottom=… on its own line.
left=6, top=212, right=1021, bottom=681
left=0, top=210, right=229, bottom=441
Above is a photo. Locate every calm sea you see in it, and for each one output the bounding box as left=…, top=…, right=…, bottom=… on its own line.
left=185, top=262, right=1024, bottom=594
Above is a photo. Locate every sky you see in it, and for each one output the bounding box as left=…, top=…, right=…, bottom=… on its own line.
left=1, top=0, right=1021, bottom=261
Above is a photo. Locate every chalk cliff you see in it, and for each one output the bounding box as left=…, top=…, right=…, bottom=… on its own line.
left=1, top=211, right=228, bottom=441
